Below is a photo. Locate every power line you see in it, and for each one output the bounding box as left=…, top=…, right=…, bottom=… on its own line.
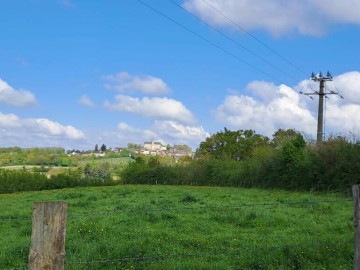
left=167, top=0, right=300, bottom=83
left=297, top=77, right=312, bottom=97
left=136, top=0, right=281, bottom=83
left=199, top=0, right=307, bottom=76
left=330, top=80, right=345, bottom=99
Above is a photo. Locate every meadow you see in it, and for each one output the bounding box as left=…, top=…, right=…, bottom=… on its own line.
left=76, top=157, right=133, bottom=167
left=0, top=185, right=353, bottom=269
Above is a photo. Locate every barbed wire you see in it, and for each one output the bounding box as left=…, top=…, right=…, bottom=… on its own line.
left=0, top=198, right=352, bottom=222
left=6, top=239, right=353, bottom=269
left=67, top=199, right=352, bottom=218
left=0, top=217, right=31, bottom=222
left=66, top=240, right=352, bottom=265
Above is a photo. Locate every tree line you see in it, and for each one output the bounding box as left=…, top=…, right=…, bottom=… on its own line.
left=1, top=128, right=359, bottom=195
left=121, top=128, right=360, bottom=195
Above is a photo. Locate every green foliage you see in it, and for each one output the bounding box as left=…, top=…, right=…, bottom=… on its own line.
left=195, top=128, right=269, bottom=161
left=127, top=143, right=142, bottom=151
left=148, top=156, right=160, bottom=167
left=180, top=194, right=198, bottom=203
left=271, top=128, right=303, bottom=148
left=0, top=147, right=69, bottom=167
left=0, top=147, right=22, bottom=153
left=120, top=160, right=177, bottom=185
left=119, top=129, right=360, bottom=194
left=314, top=137, right=360, bottom=193
left=100, top=143, right=107, bottom=152
left=1, top=128, right=360, bottom=195
left=178, top=155, right=193, bottom=165
left=84, top=162, right=111, bottom=181
left=0, top=167, right=118, bottom=194
left=0, top=168, right=47, bottom=193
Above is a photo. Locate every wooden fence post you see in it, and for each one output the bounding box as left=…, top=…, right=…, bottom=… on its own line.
left=353, top=185, right=360, bottom=270
left=28, top=202, right=68, bottom=270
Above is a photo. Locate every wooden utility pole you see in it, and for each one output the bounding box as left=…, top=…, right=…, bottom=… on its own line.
left=353, top=185, right=360, bottom=270
left=28, top=202, right=68, bottom=270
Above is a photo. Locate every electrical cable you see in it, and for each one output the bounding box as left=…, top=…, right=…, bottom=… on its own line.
left=167, top=0, right=300, bottom=83
left=199, top=0, right=308, bottom=76
left=136, top=0, right=282, bottom=83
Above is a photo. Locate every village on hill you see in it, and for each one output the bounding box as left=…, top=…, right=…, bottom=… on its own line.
left=115, top=141, right=194, bottom=159
left=65, top=141, right=194, bottom=160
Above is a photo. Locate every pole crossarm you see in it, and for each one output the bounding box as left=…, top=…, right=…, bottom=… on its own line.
left=299, top=71, right=344, bottom=143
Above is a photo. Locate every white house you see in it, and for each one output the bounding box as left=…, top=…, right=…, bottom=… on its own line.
left=143, top=141, right=166, bottom=151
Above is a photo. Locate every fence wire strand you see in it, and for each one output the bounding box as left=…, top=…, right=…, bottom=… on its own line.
left=66, top=240, right=352, bottom=265
left=0, top=198, right=352, bottom=222
left=68, top=199, right=353, bottom=219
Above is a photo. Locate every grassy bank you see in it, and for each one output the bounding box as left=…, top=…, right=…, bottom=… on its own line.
left=0, top=185, right=353, bottom=269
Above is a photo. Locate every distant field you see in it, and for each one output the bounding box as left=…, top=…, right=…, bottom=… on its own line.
left=0, top=165, right=43, bottom=170
left=76, top=157, right=133, bottom=166
left=0, top=165, right=71, bottom=178
left=0, top=157, right=133, bottom=169
left=0, top=185, right=353, bottom=269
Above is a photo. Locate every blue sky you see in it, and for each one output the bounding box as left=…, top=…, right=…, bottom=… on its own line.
left=1, top=0, right=360, bottom=150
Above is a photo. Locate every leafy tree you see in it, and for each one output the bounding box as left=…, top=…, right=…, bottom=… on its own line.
left=148, top=156, right=160, bottom=167
left=178, top=155, right=193, bottom=164
left=195, top=128, right=269, bottom=161
left=95, top=144, right=99, bottom=152
left=279, top=133, right=306, bottom=164
left=100, top=144, right=107, bottom=152
left=272, top=129, right=303, bottom=148
left=84, top=162, right=111, bottom=181
left=135, top=156, right=145, bottom=164
left=127, top=143, right=142, bottom=150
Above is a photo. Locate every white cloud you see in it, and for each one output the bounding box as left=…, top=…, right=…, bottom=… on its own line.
left=319, top=71, right=360, bottom=133
left=78, top=95, right=94, bottom=107
left=215, top=83, right=316, bottom=136
left=326, top=104, right=360, bottom=132
left=104, top=95, right=195, bottom=124
left=0, top=79, right=37, bottom=107
left=183, top=0, right=360, bottom=36
left=215, top=71, right=360, bottom=137
left=0, top=112, right=85, bottom=148
left=103, top=72, right=170, bottom=95
left=0, top=112, right=21, bottom=128
left=117, top=122, right=158, bottom=140
left=153, top=120, right=210, bottom=143
left=26, top=118, right=85, bottom=139
left=330, top=71, right=360, bottom=104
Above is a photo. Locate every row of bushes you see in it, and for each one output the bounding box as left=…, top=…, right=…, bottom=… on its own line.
left=0, top=168, right=117, bottom=194
left=2, top=136, right=359, bottom=195
left=121, top=138, right=360, bottom=195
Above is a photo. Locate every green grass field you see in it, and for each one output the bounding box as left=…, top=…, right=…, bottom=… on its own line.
left=76, top=157, right=133, bottom=166
left=0, top=185, right=353, bottom=269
